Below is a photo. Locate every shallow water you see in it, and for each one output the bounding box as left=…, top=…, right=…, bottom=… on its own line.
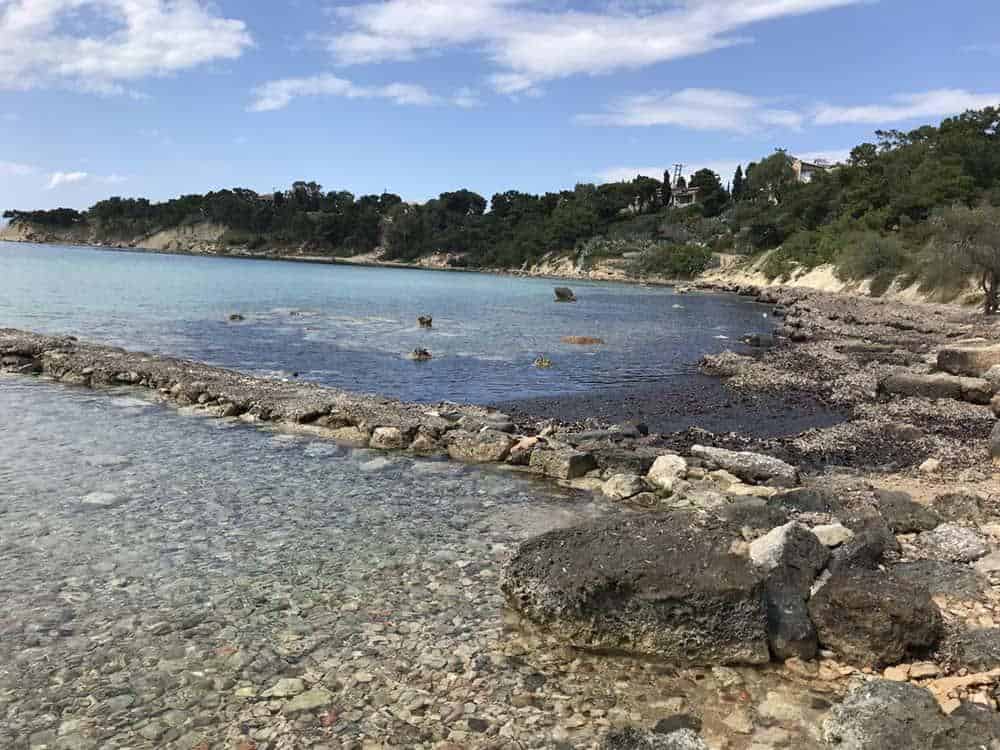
left=0, top=378, right=833, bottom=749
left=0, top=242, right=774, bottom=403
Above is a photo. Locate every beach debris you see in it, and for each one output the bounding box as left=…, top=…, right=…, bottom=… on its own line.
left=417, top=315, right=433, bottom=329
left=533, top=355, right=552, bottom=368
left=408, top=348, right=432, bottom=361
left=228, top=313, right=245, bottom=322
left=561, top=336, right=604, bottom=345
left=554, top=287, right=576, bottom=302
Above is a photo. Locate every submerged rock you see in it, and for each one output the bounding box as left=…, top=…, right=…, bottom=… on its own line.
left=502, top=513, right=771, bottom=665
left=691, top=445, right=798, bottom=485
left=808, top=569, right=942, bottom=666
left=417, top=315, right=433, bottom=328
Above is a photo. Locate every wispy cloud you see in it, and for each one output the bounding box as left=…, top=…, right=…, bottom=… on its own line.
left=598, top=160, right=747, bottom=185
left=0, top=0, right=252, bottom=94
left=0, top=160, right=36, bottom=177
left=328, top=0, right=870, bottom=95
left=45, top=171, right=128, bottom=190
left=812, top=89, right=1000, bottom=125
left=578, top=89, right=804, bottom=132
left=250, top=74, right=478, bottom=112
left=581, top=88, right=1000, bottom=134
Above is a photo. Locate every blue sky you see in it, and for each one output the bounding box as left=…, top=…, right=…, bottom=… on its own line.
left=1, top=0, right=999, bottom=212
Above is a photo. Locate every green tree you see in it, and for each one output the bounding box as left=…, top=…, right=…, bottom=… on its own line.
left=687, top=168, right=729, bottom=217
left=930, top=206, right=1000, bottom=314
left=732, top=165, right=745, bottom=201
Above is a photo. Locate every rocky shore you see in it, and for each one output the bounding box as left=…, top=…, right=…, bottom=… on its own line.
left=5, top=279, right=1000, bottom=748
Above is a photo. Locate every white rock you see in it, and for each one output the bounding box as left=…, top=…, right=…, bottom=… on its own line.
left=919, top=458, right=942, bottom=474
left=812, top=523, right=855, bottom=548
left=646, top=454, right=687, bottom=492
left=602, top=474, right=647, bottom=501
left=691, top=445, right=798, bottom=485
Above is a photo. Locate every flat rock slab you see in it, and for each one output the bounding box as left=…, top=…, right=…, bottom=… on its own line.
left=690, top=445, right=798, bottom=485
left=822, top=680, right=951, bottom=749
left=878, top=371, right=993, bottom=404
left=502, top=513, right=771, bottom=665
left=938, top=344, right=1000, bottom=377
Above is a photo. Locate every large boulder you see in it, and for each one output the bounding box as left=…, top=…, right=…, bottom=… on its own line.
left=938, top=343, right=1000, bottom=377
left=690, top=445, right=798, bottom=485
left=529, top=448, right=597, bottom=479
left=502, top=513, right=770, bottom=665
left=822, top=680, right=951, bottom=749
left=808, top=569, right=943, bottom=666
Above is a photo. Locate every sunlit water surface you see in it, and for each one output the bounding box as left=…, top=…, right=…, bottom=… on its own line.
left=0, top=241, right=774, bottom=403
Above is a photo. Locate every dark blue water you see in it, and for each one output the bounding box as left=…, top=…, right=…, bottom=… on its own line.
left=0, top=241, right=774, bottom=403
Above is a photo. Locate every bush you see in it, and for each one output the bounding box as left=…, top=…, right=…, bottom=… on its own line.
left=627, top=243, right=714, bottom=278
left=836, top=231, right=908, bottom=295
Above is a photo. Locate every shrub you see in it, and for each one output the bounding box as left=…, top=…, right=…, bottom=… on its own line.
left=627, top=243, right=714, bottom=278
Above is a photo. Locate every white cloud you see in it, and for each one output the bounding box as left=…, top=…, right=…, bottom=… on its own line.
left=250, top=73, right=453, bottom=112
left=329, top=0, right=869, bottom=94
left=578, top=88, right=804, bottom=132
left=795, top=148, right=851, bottom=165
left=0, top=0, right=253, bottom=93
left=0, top=160, right=35, bottom=177
left=451, top=87, right=483, bottom=109
left=44, top=171, right=126, bottom=190
left=46, top=171, right=89, bottom=190
left=813, top=89, right=1000, bottom=125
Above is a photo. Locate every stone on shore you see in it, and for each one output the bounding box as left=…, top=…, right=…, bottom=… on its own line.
left=822, top=680, right=950, bottom=749
left=369, top=426, right=409, bottom=450
left=602, top=727, right=708, bottom=750
left=690, top=445, right=798, bottom=485
left=916, top=523, right=990, bottom=563
left=878, top=371, right=993, bottom=404
left=646, top=454, right=688, bottom=492
left=811, top=523, right=854, bottom=548
left=874, top=489, right=941, bottom=533
left=602, top=474, right=648, bottom=501
left=529, top=448, right=597, bottom=479
left=937, top=343, right=1000, bottom=377
left=808, top=569, right=943, bottom=666
left=502, top=513, right=771, bottom=665
left=447, top=430, right=514, bottom=463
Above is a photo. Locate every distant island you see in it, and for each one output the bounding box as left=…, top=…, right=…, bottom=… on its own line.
left=5, top=107, right=1000, bottom=308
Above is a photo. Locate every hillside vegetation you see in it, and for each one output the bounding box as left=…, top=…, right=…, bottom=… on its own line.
left=5, top=107, right=1000, bottom=297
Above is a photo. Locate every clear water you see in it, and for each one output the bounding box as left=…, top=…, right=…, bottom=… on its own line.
left=0, top=242, right=774, bottom=403
left=0, top=378, right=828, bottom=749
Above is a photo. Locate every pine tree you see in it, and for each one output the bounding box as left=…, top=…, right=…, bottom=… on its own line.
left=661, top=169, right=673, bottom=207
left=732, top=165, right=745, bottom=201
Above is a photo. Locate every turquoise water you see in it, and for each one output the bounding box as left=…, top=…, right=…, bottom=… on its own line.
left=0, top=241, right=774, bottom=403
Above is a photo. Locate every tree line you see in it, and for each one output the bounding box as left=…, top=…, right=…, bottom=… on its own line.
left=5, top=107, right=999, bottom=303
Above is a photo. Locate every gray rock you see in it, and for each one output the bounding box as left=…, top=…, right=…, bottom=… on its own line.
left=447, top=430, right=514, bottom=463
left=942, top=627, right=1000, bottom=671
left=975, top=550, right=1000, bottom=574
left=916, top=523, right=990, bottom=563
left=529, top=448, right=598, bottom=479
left=938, top=344, right=1000, bottom=377
left=822, top=680, right=950, bottom=749
left=502, top=513, right=770, bottom=665
left=808, top=569, right=942, bottom=666
left=282, top=687, right=334, bottom=715
left=764, top=585, right=818, bottom=661
left=690, top=445, right=798, bottom=485
left=874, top=489, right=941, bottom=533
left=717, top=500, right=790, bottom=535
left=554, top=287, right=576, bottom=302
left=602, top=728, right=708, bottom=750
left=892, top=560, right=988, bottom=600
left=369, top=426, right=409, bottom=450
left=932, top=491, right=994, bottom=524
left=749, top=522, right=829, bottom=594
left=811, top=523, right=854, bottom=548
left=878, top=371, right=994, bottom=403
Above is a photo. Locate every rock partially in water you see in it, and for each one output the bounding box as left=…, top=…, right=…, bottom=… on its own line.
left=502, top=513, right=771, bottom=665
left=602, top=474, right=648, bottom=501
left=529, top=448, right=597, bottom=479
left=808, top=569, right=942, bottom=666
left=447, top=430, right=514, bottom=463
left=822, top=680, right=950, bottom=749
left=554, top=287, right=576, bottom=302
